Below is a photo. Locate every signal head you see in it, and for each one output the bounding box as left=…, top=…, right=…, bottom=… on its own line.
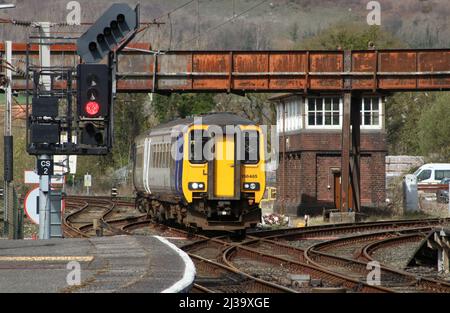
left=84, top=101, right=100, bottom=117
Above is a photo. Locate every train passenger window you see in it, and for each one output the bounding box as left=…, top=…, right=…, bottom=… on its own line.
left=157, top=144, right=161, bottom=168
left=164, top=143, right=169, bottom=167
left=241, top=131, right=259, bottom=164
left=155, top=144, right=159, bottom=168
left=189, top=130, right=208, bottom=164
left=166, top=143, right=170, bottom=167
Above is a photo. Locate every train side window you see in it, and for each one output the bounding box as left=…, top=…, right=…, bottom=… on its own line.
left=164, top=144, right=169, bottom=167
left=156, top=144, right=161, bottom=168
left=166, top=143, right=171, bottom=167
left=160, top=144, right=163, bottom=168
left=155, top=145, right=159, bottom=168
left=189, top=130, right=208, bottom=164
left=151, top=144, right=156, bottom=168
left=167, top=143, right=170, bottom=167
left=241, top=131, right=259, bottom=164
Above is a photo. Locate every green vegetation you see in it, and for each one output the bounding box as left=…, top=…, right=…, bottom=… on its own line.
left=418, top=93, right=450, bottom=161
left=153, top=94, right=216, bottom=123
left=298, top=22, right=406, bottom=50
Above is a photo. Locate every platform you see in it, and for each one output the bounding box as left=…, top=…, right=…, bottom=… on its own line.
left=0, top=235, right=195, bottom=293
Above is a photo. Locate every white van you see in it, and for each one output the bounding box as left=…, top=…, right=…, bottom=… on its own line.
left=414, top=163, right=450, bottom=184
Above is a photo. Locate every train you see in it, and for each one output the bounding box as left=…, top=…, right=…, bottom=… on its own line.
left=132, top=112, right=266, bottom=233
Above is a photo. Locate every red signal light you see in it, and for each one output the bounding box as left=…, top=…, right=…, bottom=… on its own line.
left=84, top=101, right=100, bottom=116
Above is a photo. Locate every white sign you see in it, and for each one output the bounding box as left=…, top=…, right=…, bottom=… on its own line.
left=24, top=187, right=40, bottom=224
left=54, top=134, right=77, bottom=175
left=84, top=174, right=92, bottom=187
left=24, top=187, right=64, bottom=225
left=54, top=155, right=78, bottom=175
left=24, top=171, right=65, bottom=185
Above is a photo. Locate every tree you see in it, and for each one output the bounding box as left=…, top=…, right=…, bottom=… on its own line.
left=418, top=93, right=450, bottom=161
left=385, top=92, right=432, bottom=155
left=298, top=22, right=406, bottom=50
left=152, top=93, right=216, bottom=123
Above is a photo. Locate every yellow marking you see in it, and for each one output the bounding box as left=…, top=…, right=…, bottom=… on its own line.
left=0, top=256, right=94, bottom=262
left=214, top=134, right=235, bottom=197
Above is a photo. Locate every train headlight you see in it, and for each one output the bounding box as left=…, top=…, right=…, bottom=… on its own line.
left=243, top=182, right=260, bottom=191
left=188, top=182, right=206, bottom=191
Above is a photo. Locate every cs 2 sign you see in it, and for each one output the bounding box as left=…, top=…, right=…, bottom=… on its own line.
left=37, top=159, right=54, bottom=176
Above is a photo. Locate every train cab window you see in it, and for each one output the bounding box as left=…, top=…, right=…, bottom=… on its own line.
left=189, top=130, right=208, bottom=164
left=242, top=131, right=259, bottom=164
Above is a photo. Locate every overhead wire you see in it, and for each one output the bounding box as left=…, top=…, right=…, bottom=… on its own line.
left=134, top=0, right=196, bottom=38
left=176, top=0, right=270, bottom=48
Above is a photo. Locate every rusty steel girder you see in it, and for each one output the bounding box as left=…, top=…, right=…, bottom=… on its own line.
left=0, top=42, right=152, bottom=92
left=145, top=50, right=450, bottom=93
left=2, top=46, right=450, bottom=92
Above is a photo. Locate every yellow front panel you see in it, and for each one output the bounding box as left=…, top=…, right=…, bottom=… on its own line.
left=214, top=134, right=235, bottom=197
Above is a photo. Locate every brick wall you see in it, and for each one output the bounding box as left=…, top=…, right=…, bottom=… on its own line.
left=275, top=130, right=387, bottom=215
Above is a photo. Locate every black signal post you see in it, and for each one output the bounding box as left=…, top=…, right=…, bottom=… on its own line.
left=26, top=3, right=139, bottom=156
left=24, top=3, right=140, bottom=241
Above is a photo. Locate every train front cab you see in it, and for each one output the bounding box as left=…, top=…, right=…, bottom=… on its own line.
left=181, top=124, right=265, bottom=231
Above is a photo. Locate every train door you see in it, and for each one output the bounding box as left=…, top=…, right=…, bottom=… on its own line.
left=213, top=134, right=235, bottom=198
left=334, top=172, right=353, bottom=210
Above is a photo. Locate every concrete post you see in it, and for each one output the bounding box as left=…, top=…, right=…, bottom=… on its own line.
left=3, top=41, right=13, bottom=238
left=37, top=23, right=53, bottom=240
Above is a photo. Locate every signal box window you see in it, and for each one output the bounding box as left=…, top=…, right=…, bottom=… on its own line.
left=307, top=97, right=341, bottom=128
left=189, top=131, right=208, bottom=164
left=361, top=97, right=381, bottom=127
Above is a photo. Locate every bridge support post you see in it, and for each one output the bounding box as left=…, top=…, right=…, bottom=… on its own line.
left=340, top=93, right=361, bottom=213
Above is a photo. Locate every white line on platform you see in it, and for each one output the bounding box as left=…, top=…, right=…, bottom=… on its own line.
left=154, top=236, right=196, bottom=293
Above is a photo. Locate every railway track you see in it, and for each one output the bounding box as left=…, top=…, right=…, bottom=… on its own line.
left=64, top=196, right=295, bottom=292
left=62, top=195, right=450, bottom=293
left=362, top=233, right=425, bottom=264
left=303, top=227, right=450, bottom=293
left=64, top=196, right=145, bottom=237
